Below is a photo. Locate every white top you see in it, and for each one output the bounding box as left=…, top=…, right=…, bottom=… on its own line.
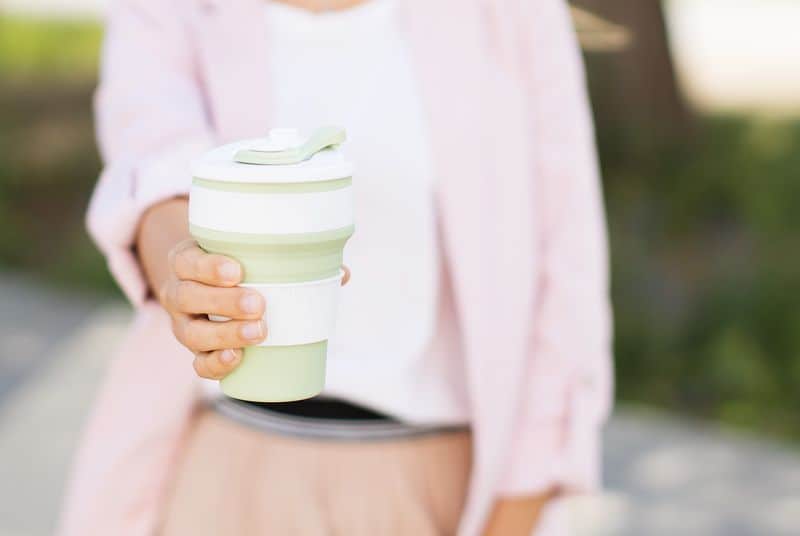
left=262, top=0, right=467, bottom=425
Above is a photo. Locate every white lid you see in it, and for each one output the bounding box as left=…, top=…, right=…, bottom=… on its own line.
left=191, top=128, right=354, bottom=184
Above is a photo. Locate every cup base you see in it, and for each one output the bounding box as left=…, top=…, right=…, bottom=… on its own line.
left=220, top=342, right=327, bottom=402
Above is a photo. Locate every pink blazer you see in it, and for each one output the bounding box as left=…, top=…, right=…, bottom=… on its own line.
left=59, top=1, right=612, bottom=534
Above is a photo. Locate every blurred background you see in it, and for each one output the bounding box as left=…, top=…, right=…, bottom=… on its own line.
left=1, top=0, right=799, bottom=534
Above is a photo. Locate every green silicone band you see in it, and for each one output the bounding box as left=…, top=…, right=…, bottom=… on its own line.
left=190, top=224, right=354, bottom=245
left=192, top=176, right=352, bottom=193
left=190, top=224, right=354, bottom=283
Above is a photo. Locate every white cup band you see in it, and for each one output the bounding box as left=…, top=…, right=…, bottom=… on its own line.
left=189, top=185, right=354, bottom=234
left=209, top=272, right=344, bottom=347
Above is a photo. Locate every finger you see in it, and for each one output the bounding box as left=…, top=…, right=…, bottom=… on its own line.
left=170, top=241, right=242, bottom=287
left=192, top=349, right=242, bottom=380
left=341, top=265, right=351, bottom=286
left=174, top=316, right=266, bottom=353
left=167, top=280, right=265, bottom=319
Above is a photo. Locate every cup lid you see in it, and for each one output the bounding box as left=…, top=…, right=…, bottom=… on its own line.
left=192, top=126, right=353, bottom=183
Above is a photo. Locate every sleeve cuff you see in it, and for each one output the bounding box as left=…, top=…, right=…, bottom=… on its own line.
left=497, top=386, right=604, bottom=497
left=87, top=135, right=214, bottom=306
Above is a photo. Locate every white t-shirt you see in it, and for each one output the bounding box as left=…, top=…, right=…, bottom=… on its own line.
left=262, top=0, right=467, bottom=425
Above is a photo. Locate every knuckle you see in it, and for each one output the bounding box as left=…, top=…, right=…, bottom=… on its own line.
left=211, top=322, right=231, bottom=347
left=184, top=320, right=204, bottom=349
left=205, top=256, right=227, bottom=285
left=192, top=356, right=210, bottom=379
left=172, top=248, right=189, bottom=277
left=214, top=288, right=235, bottom=315
left=180, top=253, right=197, bottom=280
left=172, top=242, right=202, bottom=280
left=158, top=281, right=171, bottom=307
left=174, top=281, right=193, bottom=311
left=169, top=315, right=179, bottom=335
left=171, top=316, right=188, bottom=346
left=167, top=247, right=179, bottom=273
left=233, top=288, right=252, bottom=314
left=206, top=353, right=229, bottom=377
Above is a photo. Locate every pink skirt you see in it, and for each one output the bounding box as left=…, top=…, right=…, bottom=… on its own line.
left=160, top=408, right=472, bottom=535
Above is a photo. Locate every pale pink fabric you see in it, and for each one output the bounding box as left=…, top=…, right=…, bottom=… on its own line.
left=59, top=1, right=612, bottom=535
left=160, top=411, right=472, bottom=535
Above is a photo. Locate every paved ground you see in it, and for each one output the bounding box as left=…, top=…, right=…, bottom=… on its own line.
left=1, top=275, right=799, bottom=535
left=0, top=275, right=98, bottom=403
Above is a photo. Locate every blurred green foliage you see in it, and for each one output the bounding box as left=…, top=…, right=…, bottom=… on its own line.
left=0, top=16, right=113, bottom=292
left=1, top=16, right=799, bottom=440
left=0, top=16, right=101, bottom=81
left=602, top=118, right=800, bottom=439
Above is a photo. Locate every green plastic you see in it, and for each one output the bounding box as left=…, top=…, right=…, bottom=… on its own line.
left=234, top=126, right=346, bottom=165
left=221, top=343, right=328, bottom=402
left=192, top=224, right=353, bottom=402
left=190, top=224, right=353, bottom=284
left=192, top=127, right=354, bottom=402
left=193, top=176, right=352, bottom=193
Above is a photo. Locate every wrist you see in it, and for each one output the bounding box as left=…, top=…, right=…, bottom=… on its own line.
left=483, top=490, right=556, bottom=536
left=136, top=197, right=190, bottom=298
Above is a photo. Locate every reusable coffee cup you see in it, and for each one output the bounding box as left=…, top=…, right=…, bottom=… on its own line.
left=189, top=126, right=354, bottom=402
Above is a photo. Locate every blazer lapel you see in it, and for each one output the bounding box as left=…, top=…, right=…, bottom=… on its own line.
left=400, top=1, right=536, bottom=533
left=399, top=0, right=488, bottom=346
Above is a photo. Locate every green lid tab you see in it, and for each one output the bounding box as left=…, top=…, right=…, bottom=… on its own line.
left=235, top=126, right=346, bottom=165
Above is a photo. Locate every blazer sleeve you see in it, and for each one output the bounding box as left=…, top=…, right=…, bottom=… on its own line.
left=497, top=0, right=614, bottom=495
left=87, top=0, right=214, bottom=305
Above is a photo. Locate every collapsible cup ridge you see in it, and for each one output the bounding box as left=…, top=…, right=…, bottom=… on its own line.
left=189, top=127, right=354, bottom=402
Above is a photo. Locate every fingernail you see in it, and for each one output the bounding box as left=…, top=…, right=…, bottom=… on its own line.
left=240, top=292, right=262, bottom=314
left=218, top=261, right=240, bottom=282
left=241, top=321, right=264, bottom=340
left=220, top=349, right=237, bottom=364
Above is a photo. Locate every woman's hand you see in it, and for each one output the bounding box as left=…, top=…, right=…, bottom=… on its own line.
left=160, top=239, right=267, bottom=379
left=137, top=198, right=264, bottom=380
left=137, top=197, right=351, bottom=381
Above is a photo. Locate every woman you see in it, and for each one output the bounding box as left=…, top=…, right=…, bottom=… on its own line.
left=59, top=0, right=612, bottom=534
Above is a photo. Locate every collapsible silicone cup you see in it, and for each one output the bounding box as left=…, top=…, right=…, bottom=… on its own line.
left=189, top=127, right=354, bottom=402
